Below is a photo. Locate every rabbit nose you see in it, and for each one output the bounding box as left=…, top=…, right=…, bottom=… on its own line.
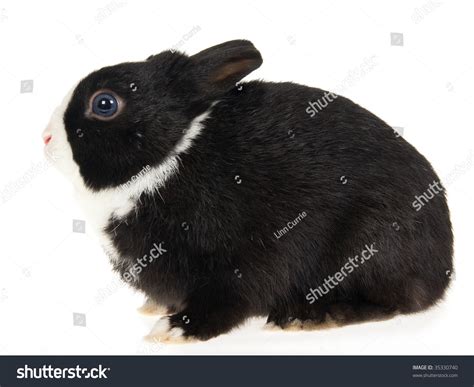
left=43, top=132, right=52, bottom=145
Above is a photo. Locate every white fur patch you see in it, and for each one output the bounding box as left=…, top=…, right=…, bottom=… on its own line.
left=145, top=317, right=186, bottom=343
left=137, top=297, right=168, bottom=316
left=44, top=86, right=213, bottom=263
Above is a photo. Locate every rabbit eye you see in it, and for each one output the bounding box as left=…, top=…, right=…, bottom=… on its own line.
left=91, top=92, right=119, bottom=118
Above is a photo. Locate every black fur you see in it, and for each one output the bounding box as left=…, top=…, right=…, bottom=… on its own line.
left=62, top=40, right=453, bottom=340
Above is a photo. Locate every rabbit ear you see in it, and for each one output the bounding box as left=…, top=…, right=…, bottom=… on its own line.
left=190, top=40, right=262, bottom=98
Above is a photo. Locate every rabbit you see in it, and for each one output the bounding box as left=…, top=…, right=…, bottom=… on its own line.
left=43, top=40, right=453, bottom=342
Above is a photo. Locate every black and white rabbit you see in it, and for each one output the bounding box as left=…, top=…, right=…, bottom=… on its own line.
left=44, top=40, right=453, bottom=342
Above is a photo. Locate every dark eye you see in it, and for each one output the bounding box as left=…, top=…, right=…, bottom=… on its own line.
left=92, top=92, right=119, bottom=117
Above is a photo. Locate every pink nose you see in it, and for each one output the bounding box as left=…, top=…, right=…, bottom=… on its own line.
left=43, top=133, right=52, bottom=145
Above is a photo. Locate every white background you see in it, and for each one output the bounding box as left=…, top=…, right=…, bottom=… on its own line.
left=0, top=0, right=473, bottom=355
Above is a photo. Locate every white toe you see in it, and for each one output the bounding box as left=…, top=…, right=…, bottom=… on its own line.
left=146, top=317, right=187, bottom=344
